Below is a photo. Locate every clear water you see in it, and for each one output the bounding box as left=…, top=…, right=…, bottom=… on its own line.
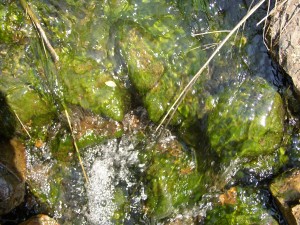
left=1, top=0, right=293, bottom=224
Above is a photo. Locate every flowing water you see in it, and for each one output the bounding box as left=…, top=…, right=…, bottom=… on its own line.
left=0, top=0, right=296, bottom=224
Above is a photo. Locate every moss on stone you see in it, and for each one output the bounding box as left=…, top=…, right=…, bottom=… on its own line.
left=141, top=139, right=203, bottom=220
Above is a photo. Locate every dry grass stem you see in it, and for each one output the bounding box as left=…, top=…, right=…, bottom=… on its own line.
left=192, top=30, right=231, bottom=36
left=14, top=110, right=32, bottom=139
left=20, top=0, right=89, bottom=184
left=202, top=42, right=220, bottom=50
left=262, top=0, right=271, bottom=50
left=65, top=109, right=90, bottom=184
left=19, top=0, right=59, bottom=63
left=256, top=0, right=289, bottom=26
left=156, top=0, right=267, bottom=132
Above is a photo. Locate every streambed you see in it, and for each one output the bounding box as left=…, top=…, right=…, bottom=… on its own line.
left=0, top=0, right=299, bottom=224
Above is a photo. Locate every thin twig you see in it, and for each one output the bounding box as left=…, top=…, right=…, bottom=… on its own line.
left=256, top=0, right=289, bottom=26
left=155, top=0, right=267, bottom=132
left=19, top=0, right=59, bottom=63
left=262, top=0, right=271, bottom=50
left=14, top=110, right=32, bottom=139
left=189, top=42, right=220, bottom=52
left=192, top=30, right=231, bottom=36
left=64, top=109, right=90, bottom=184
left=20, top=0, right=89, bottom=184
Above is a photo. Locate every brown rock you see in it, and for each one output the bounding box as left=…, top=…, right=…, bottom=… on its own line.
left=266, top=0, right=300, bottom=94
left=292, top=205, right=300, bottom=225
left=269, top=169, right=300, bottom=225
left=0, top=138, right=26, bottom=215
left=0, top=138, right=26, bottom=181
left=19, top=214, right=60, bottom=225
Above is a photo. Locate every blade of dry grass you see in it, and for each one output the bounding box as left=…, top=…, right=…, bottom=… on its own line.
left=192, top=30, right=231, bottom=36
left=256, top=0, right=288, bottom=26
left=14, top=110, right=32, bottom=139
left=64, top=109, right=90, bottom=184
left=19, top=0, right=59, bottom=63
left=20, top=0, right=89, bottom=184
left=155, top=0, right=267, bottom=132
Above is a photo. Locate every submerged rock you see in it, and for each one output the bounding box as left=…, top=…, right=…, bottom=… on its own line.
left=141, top=137, right=203, bottom=221
left=206, top=77, right=286, bottom=184
left=204, top=186, right=279, bottom=224
left=60, top=55, right=130, bottom=121
left=270, top=169, right=300, bottom=225
left=117, top=2, right=208, bottom=124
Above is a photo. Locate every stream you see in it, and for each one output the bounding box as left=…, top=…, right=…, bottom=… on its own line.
left=0, top=0, right=298, bottom=224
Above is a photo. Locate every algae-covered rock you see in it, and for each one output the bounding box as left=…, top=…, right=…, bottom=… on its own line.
left=204, top=187, right=279, bottom=225
left=0, top=4, right=56, bottom=140
left=117, top=2, right=207, bottom=124
left=27, top=0, right=130, bottom=121
left=60, top=55, right=129, bottom=121
left=50, top=110, right=124, bottom=161
left=0, top=2, right=27, bottom=44
left=206, top=77, right=286, bottom=183
left=141, top=138, right=203, bottom=220
left=208, top=77, right=284, bottom=158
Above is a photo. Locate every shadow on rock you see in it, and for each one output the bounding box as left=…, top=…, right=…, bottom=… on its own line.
left=0, top=91, right=26, bottom=216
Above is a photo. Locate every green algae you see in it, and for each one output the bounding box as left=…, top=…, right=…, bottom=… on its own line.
left=117, top=1, right=208, bottom=124
left=60, top=54, right=130, bottom=121
left=0, top=0, right=294, bottom=224
left=140, top=139, right=203, bottom=220
left=205, top=77, right=286, bottom=183
left=0, top=3, right=27, bottom=44
left=50, top=115, right=124, bottom=161
left=207, top=77, right=284, bottom=158
left=205, top=187, right=279, bottom=225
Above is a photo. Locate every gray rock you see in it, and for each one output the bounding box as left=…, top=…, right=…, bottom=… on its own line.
left=266, top=0, right=300, bottom=94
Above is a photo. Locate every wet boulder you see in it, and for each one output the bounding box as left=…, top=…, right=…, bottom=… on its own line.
left=0, top=163, right=24, bottom=215
left=204, top=186, right=279, bottom=224
left=49, top=109, right=124, bottom=161
left=117, top=2, right=208, bottom=124
left=141, top=138, right=203, bottom=221
left=59, top=55, right=130, bottom=121
left=0, top=138, right=26, bottom=215
left=206, top=77, right=286, bottom=184
left=0, top=2, right=56, bottom=138
left=270, top=169, right=300, bottom=225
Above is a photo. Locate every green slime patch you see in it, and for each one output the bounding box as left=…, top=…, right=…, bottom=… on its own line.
left=206, top=77, right=286, bottom=182
left=116, top=1, right=208, bottom=124
left=140, top=140, right=203, bottom=220
left=205, top=187, right=279, bottom=225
